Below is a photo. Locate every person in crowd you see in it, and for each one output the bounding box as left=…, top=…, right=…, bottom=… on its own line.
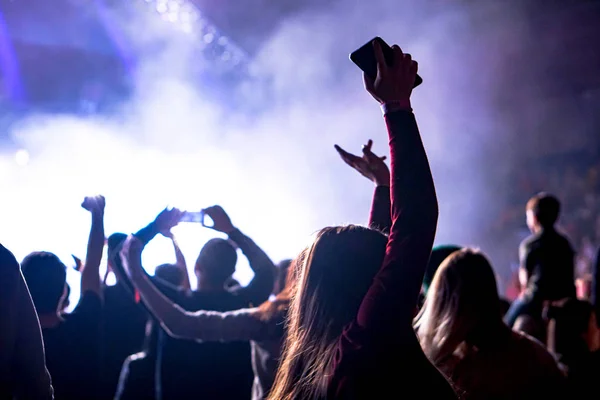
left=0, top=243, right=53, bottom=399
left=100, top=233, right=144, bottom=400
left=115, top=263, right=188, bottom=400
left=268, top=42, right=456, bottom=400
left=122, top=205, right=276, bottom=399
left=21, top=195, right=105, bottom=400
left=121, top=231, right=289, bottom=400
left=415, top=248, right=566, bottom=399
left=505, top=193, right=576, bottom=328
left=545, top=298, right=600, bottom=398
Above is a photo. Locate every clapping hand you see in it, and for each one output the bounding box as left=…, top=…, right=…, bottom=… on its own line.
left=335, top=140, right=390, bottom=187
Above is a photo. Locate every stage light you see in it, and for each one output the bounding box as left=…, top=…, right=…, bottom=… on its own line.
left=15, top=149, right=29, bottom=166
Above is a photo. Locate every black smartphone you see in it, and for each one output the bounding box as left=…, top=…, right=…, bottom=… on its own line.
left=350, top=37, right=423, bottom=88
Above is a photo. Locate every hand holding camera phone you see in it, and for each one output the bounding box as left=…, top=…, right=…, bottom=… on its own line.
left=350, top=37, right=422, bottom=88
left=180, top=206, right=234, bottom=233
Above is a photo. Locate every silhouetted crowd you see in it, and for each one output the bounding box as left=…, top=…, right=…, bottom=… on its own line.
left=2, top=42, right=600, bottom=400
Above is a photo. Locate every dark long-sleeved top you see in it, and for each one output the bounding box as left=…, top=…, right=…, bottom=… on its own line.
left=369, top=185, right=391, bottom=234
left=327, top=110, right=457, bottom=399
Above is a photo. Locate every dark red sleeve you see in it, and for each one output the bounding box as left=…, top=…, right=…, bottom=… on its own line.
left=368, top=186, right=391, bottom=234
left=328, top=111, right=455, bottom=399
left=357, top=110, right=438, bottom=331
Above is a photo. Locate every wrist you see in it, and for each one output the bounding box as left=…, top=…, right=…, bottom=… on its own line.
left=380, top=99, right=412, bottom=115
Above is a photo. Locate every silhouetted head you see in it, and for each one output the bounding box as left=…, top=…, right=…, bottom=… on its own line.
left=415, top=249, right=502, bottom=364
left=22, top=252, right=67, bottom=314
left=273, top=259, right=292, bottom=295
left=155, top=263, right=185, bottom=287
left=526, top=192, right=561, bottom=232
left=107, top=232, right=128, bottom=275
left=195, top=239, right=237, bottom=288
left=422, top=245, right=462, bottom=296
left=270, top=225, right=387, bottom=399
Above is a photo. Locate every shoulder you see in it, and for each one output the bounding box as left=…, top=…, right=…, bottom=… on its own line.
left=521, top=233, right=541, bottom=250
left=510, top=331, right=561, bottom=372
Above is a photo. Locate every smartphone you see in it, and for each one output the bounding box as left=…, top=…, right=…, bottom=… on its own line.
left=181, top=211, right=205, bottom=224
left=350, top=37, right=423, bottom=88
left=180, top=211, right=214, bottom=228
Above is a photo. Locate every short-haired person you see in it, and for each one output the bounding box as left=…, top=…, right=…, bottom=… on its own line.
left=123, top=205, right=276, bottom=399
left=22, top=195, right=105, bottom=400
left=505, top=193, right=576, bottom=328
left=268, top=42, right=457, bottom=399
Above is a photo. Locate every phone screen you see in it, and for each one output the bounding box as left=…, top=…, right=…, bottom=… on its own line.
left=350, top=37, right=423, bottom=88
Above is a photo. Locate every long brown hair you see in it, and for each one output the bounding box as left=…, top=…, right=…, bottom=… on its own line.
left=268, top=225, right=387, bottom=400
left=414, top=248, right=503, bottom=365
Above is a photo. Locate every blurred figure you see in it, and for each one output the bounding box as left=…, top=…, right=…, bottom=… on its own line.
left=272, top=259, right=292, bottom=296
left=100, top=232, right=149, bottom=400
left=122, top=229, right=292, bottom=400
left=269, top=43, right=456, bottom=400
left=505, top=193, right=576, bottom=328
left=416, top=249, right=566, bottom=399
left=0, top=244, right=53, bottom=399
left=124, top=205, right=276, bottom=399
left=115, top=264, right=187, bottom=400
left=545, top=298, right=600, bottom=398
left=22, top=195, right=105, bottom=400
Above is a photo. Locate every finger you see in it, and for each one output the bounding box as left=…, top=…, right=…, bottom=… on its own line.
left=403, top=53, right=412, bottom=75
left=392, top=45, right=404, bottom=69
left=409, top=60, right=418, bottom=80
left=362, top=140, right=373, bottom=153
left=373, top=40, right=387, bottom=77
left=380, top=156, right=387, bottom=161
left=363, top=72, right=374, bottom=92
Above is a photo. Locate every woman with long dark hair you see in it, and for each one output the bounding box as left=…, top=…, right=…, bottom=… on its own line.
left=268, top=42, right=457, bottom=400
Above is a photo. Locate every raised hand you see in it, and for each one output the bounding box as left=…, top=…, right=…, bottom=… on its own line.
left=364, top=41, right=418, bottom=107
left=81, top=195, right=106, bottom=215
left=335, top=140, right=390, bottom=187
left=153, top=208, right=185, bottom=235
left=202, top=206, right=235, bottom=234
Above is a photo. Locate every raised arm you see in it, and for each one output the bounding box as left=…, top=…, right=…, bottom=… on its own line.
left=80, top=195, right=106, bottom=298
left=122, top=234, right=276, bottom=343
left=162, top=230, right=191, bottom=290
left=334, top=140, right=391, bottom=233
left=203, top=206, right=276, bottom=306
left=355, top=44, right=438, bottom=332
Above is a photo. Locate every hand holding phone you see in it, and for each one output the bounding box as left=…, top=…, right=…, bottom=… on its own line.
left=350, top=37, right=422, bottom=88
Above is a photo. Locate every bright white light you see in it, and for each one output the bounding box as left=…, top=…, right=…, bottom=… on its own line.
left=15, top=149, right=29, bottom=166
left=156, top=2, right=168, bottom=13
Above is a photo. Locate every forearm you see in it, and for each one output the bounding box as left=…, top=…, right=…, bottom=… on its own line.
left=358, top=110, right=438, bottom=329
left=369, top=185, right=391, bottom=233
left=172, top=238, right=191, bottom=290
left=125, top=237, right=197, bottom=339
left=228, top=229, right=276, bottom=304
left=81, top=212, right=104, bottom=296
